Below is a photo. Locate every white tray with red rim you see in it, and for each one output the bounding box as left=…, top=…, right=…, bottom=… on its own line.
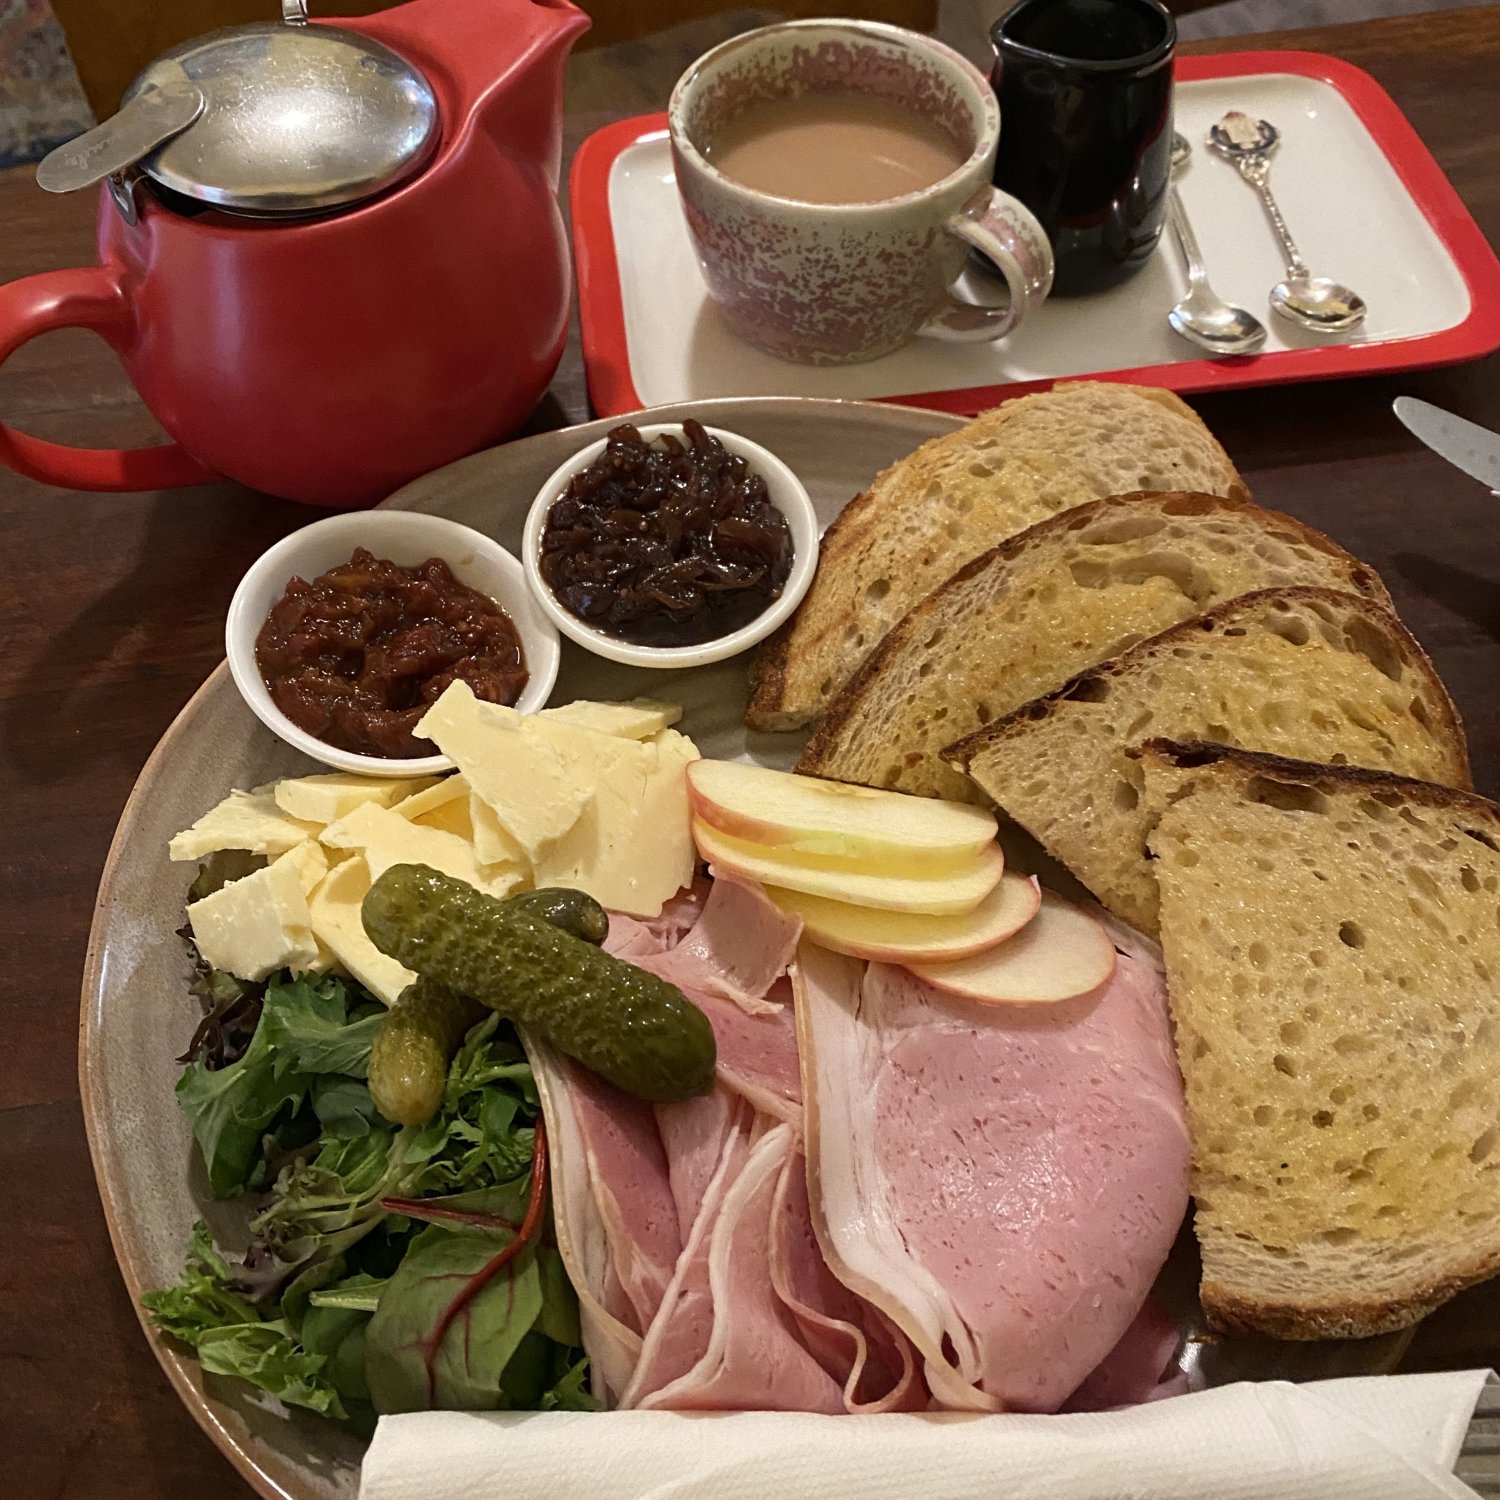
left=570, top=51, right=1500, bottom=418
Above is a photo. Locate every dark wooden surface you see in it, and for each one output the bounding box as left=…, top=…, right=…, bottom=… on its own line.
left=3, top=7, right=1500, bottom=1495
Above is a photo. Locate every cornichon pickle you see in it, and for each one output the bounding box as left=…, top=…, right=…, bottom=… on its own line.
left=367, top=888, right=607, bottom=1124
left=362, top=864, right=716, bottom=1102
left=368, top=978, right=486, bottom=1126
left=504, top=887, right=609, bottom=945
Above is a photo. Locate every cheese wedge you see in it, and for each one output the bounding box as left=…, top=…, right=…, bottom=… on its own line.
left=531, top=728, right=699, bottom=917
left=469, top=795, right=527, bottom=870
left=170, top=787, right=319, bottom=862
left=389, top=774, right=470, bottom=822
left=273, top=773, right=438, bottom=825
left=186, top=845, right=320, bottom=981
left=539, top=699, right=683, bottom=740
left=416, top=682, right=589, bottom=862
left=320, top=800, right=521, bottom=898
left=307, top=856, right=416, bottom=1006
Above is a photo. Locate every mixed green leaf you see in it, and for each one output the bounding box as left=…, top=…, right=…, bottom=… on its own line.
left=144, top=960, right=592, bottom=1428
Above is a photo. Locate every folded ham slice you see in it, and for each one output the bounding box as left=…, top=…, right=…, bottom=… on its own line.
left=526, top=1034, right=643, bottom=1404
left=646, top=869, right=802, bottom=1016
left=795, top=939, right=1190, bottom=1413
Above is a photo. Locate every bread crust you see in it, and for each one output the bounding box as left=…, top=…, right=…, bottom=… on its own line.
left=744, top=382, right=1247, bottom=732
left=1137, top=737, right=1491, bottom=815
left=1201, top=1248, right=1500, bottom=1340
left=798, top=492, right=1392, bottom=776
left=942, top=586, right=1473, bottom=792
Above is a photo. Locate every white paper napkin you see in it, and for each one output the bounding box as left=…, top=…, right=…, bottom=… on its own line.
left=360, top=1370, right=1491, bottom=1500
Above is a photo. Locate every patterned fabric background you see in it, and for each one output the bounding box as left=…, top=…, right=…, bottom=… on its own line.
left=0, top=0, right=92, bottom=168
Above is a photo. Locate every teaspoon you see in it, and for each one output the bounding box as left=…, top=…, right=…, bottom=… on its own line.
left=1208, top=112, right=1367, bottom=333
left=1165, top=132, right=1266, bottom=356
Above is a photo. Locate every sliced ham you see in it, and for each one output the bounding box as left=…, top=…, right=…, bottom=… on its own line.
left=623, top=1096, right=758, bottom=1407
left=525, top=1033, right=642, bottom=1404
left=566, top=1062, right=683, bottom=1339
left=655, top=1089, right=741, bottom=1242
left=604, top=879, right=712, bottom=962
left=647, top=868, right=802, bottom=1016
left=634, top=1123, right=848, bottom=1414
left=795, top=940, right=1190, bottom=1414
left=769, top=1147, right=926, bottom=1414
left=1063, top=1299, right=1187, bottom=1412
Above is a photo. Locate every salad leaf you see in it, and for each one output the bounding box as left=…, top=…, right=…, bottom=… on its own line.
left=364, top=1224, right=544, bottom=1413
left=177, top=1014, right=301, bottom=1198
left=309, top=1274, right=389, bottom=1313
left=176, top=972, right=382, bottom=1199
left=144, top=1222, right=348, bottom=1419
left=260, top=975, right=385, bottom=1077
left=535, top=1245, right=583, bottom=1348
left=312, top=1075, right=381, bottom=1139
left=142, top=1222, right=260, bottom=1340
left=151, top=961, right=590, bottom=1428
left=540, top=1353, right=597, bottom=1411
left=197, top=1321, right=348, bottom=1420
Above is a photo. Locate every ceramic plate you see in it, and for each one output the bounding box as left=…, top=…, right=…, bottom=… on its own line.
left=81, top=394, right=1490, bottom=1498
left=79, top=396, right=963, bottom=1500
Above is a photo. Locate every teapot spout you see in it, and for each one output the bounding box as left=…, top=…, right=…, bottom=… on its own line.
left=354, top=0, right=590, bottom=188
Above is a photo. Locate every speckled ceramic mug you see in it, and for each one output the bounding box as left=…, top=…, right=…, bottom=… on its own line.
left=669, top=19, right=1054, bottom=365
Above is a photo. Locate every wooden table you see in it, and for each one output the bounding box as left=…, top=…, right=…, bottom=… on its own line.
left=3, top=7, right=1499, bottom=1494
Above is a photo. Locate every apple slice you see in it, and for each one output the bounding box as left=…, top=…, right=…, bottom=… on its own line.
left=905, top=892, right=1116, bottom=1004
left=693, top=818, right=1003, bottom=916
left=767, top=872, right=1040, bottom=962
left=687, top=759, right=996, bottom=865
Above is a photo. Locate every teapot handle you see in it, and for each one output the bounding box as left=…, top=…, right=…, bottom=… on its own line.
left=0, top=267, right=220, bottom=491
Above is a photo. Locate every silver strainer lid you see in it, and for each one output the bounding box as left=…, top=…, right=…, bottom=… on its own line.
left=38, top=0, right=438, bottom=217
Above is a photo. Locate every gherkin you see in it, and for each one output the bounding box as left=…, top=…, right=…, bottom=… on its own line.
left=363, top=865, right=716, bottom=1102
left=368, top=978, right=486, bottom=1126
left=503, top=887, right=610, bottom=946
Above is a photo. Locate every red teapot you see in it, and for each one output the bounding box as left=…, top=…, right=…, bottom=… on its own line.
left=0, top=0, right=589, bottom=507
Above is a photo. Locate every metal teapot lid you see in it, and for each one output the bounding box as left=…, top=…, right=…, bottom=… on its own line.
left=37, top=0, right=439, bottom=218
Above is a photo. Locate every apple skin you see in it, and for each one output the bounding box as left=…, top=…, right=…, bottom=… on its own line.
left=904, top=893, right=1117, bottom=1004
left=768, top=872, right=1040, bottom=962
left=692, top=818, right=1003, bottom=916
left=686, top=759, right=996, bottom=864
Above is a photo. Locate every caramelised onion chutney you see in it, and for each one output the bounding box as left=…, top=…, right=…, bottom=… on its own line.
left=255, top=548, right=528, bottom=759
left=539, top=421, right=794, bottom=648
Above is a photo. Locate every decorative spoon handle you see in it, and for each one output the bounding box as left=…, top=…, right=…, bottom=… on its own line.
left=1231, top=156, right=1309, bottom=279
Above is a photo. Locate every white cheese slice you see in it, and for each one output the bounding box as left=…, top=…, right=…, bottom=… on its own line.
left=320, top=799, right=520, bottom=898
left=468, top=794, right=527, bottom=870
left=415, top=681, right=588, bottom=862
left=416, top=795, right=476, bottom=844
left=272, top=773, right=438, bottom=826
left=306, top=856, right=416, bottom=1006
left=170, top=787, right=320, bottom=862
left=640, top=727, right=701, bottom=902
left=186, top=845, right=321, bottom=981
left=282, top=839, right=330, bottom=896
left=539, top=699, right=683, bottom=740
left=530, top=726, right=699, bottom=917
left=389, top=774, right=470, bottom=822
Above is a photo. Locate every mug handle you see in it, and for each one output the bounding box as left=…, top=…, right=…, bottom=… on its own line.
left=0, top=267, right=220, bottom=492
left=920, top=187, right=1055, bottom=343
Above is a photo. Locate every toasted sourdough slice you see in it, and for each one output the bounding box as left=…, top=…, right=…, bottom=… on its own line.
left=1137, top=739, right=1500, bottom=1338
left=796, top=492, right=1392, bottom=803
left=745, top=382, right=1246, bottom=732
left=944, top=588, right=1470, bottom=935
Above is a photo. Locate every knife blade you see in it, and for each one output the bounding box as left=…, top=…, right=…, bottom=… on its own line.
left=1393, top=397, right=1500, bottom=495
